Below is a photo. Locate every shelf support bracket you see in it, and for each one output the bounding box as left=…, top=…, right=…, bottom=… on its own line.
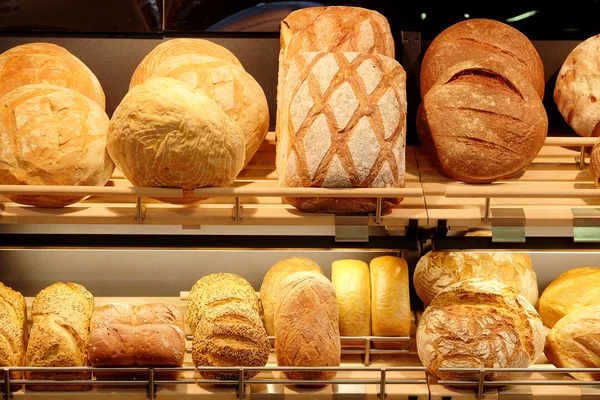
left=374, top=197, right=383, bottom=225
left=3, top=368, right=9, bottom=400
left=378, top=368, right=387, bottom=399
left=135, top=197, right=146, bottom=223
left=147, top=368, right=155, bottom=400
left=490, top=208, right=525, bottom=243
left=232, top=197, right=243, bottom=223
left=237, top=368, right=245, bottom=399
left=576, top=146, right=587, bottom=170
left=572, top=208, right=600, bottom=242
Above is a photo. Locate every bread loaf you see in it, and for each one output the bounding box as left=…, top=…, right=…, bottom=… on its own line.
left=274, top=272, right=340, bottom=380
left=416, top=278, right=545, bottom=381
left=0, top=84, right=115, bottom=207
left=545, top=304, right=600, bottom=380
left=192, top=302, right=269, bottom=380
left=420, top=18, right=544, bottom=99
left=147, top=54, right=269, bottom=167
left=0, top=282, right=27, bottom=391
left=414, top=250, right=538, bottom=307
left=331, top=259, right=371, bottom=336
left=0, top=43, right=105, bottom=108
left=538, top=267, right=600, bottom=328
left=417, top=58, right=548, bottom=183
left=554, top=34, right=600, bottom=137
left=107, top=77, right=245, bottom=204
left=259, top=257, right=323, bottom=335
left=591, top=139, right=600, bottom=186
left=130, top=38, right=243, bottom=88
left=277, top=51, right=407, bottom=213
left=25, top=282, right=94, bottom=391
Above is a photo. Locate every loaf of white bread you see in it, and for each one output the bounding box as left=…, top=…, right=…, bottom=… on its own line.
left=0, top=282, right=27, bottom=392
left=275, top=6, right=407, bottom=213
left=538, top=267, right=600, bottom=328
left=25, top=282, right=94, bottom=391
left=416, top=278, right=544, bottom=381
left=88, top=303, right=185, bottom=380
left=331, top=260, right=371, bottom=336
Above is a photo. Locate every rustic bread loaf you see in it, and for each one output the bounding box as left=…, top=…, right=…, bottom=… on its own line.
left=545, top=304, right=600, bottom=381
left=277, top=51, right=407, bottom=213
left=417, top=58, right=547, bottom=183
left=538, top=267, right=600, bottom=328
left=591, top=140, right=600, bottom=186
left=259, top=257, right=323, bottom=335
left=192, top=302, right=269, bottom=380
left=274, top=272, right=340, bottom=380
left=420, top=18, right=544, bottom=99
left=147, top=54, right=269, bottom=167
left=129, top=38, right=243, bottom=88
left=25, top=282, right=94, bottom=391
left=107, top=77, right=245, bottom=204
left=414, top=250, right=538, bottom=307
left=0, top=42, right=105, bottom=108
left=0, top=282, right=27, bottom=391
left=331, top=259, right=371, bottom=336
left=0, top=83, right=115, bottom=207
left=554, top=34, right=600, bottom=137
left=416, top=278, right=545, bottom=381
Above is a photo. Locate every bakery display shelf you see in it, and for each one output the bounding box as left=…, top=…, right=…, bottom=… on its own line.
left=0, top=134, right=425, bottom=233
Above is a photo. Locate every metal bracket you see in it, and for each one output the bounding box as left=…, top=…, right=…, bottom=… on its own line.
left=572, top=208, right=600, bottom=242
left=373, top=197, right=383, bottom=225
left=490, top=208, right=526, bottom=243
left=237, top=368, right=246, bottom=399
left=147, top=368, right=155, bottom=400
left=3, top=368, right=9, bottom=400
left=232, top=197, right=243, bottom=223
left=335, top=216, right=369, bottom=242
left=135, top=197, right=146, bottom=223
left=0, top=204, right=4, bottom=221
left=575, top=146, right=587, bottom=170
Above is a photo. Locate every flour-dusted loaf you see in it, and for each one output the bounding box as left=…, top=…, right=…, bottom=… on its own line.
left=147, top=54, right=269, bottom=167
left=420, top=18, right=544, bottom=99
left=331, top=259, right=371, bottom=336
left=274, top=272, right=340, bottom=380
left=538, top=267, right=600, bottom=328
left=129, top=38, right=243, bottom=88
left=416, top=278, right=545, bottom=381
left=417, top=58, right=547, bottom=183
left=545, top=304, right=600, bottom=381
left=554, top=34, right=600, bottom=137
left=414, top=250, right=538, bottom=307
left=259, top=257, right=323, bottom=335
left=25, top=282, right=94, bottom=391
left=0, top=84, right=114, bottom=207
left=277, top=51, right=407, bottom=213
left=0, top=282, right=27, bottom=391
left=0, top=42, right=105, bottom=108
left=107, top=77, right=245, bottom=204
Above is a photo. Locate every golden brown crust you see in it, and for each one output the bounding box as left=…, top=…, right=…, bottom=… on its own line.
left=590, top=140, right=600, bottom=186
left=0, top=282, right=27, bottom=391
left=420, top=18, right=544, bottom=99
left=331, top=260, right=371, bottom=336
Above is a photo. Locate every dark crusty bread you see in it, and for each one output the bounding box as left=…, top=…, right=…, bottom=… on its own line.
left=274, top=272, right=340, bottom=380
left=0, top=282, right=27, bottom=392
left=420, top=18, right=544, bottom=99
left=417, top=58, right=547, bottom=183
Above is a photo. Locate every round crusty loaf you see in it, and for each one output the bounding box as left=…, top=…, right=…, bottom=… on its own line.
left=414, top=250, right=538, bottom=307
left=420, top=18, right=544, bottom=99
left=417, top=58, right=547, bottom=183
left=554, top=34, right=600, bottom=137
left=0, top=84, right=114, bottom=207
left=186, top=273, right=259, bottom=334
left=107, top=77, right=245, bottom=204
left=259, top=257, right=323, bottom=335
left=538, top=267, right=600, bottom=328
left=148, top=54, right=269, bottom=167
left=0, top=43, right=105, bottom=108
left=545, top=304, right=600, bottom=381
left=591, top=139, right=600, bottom=186
left=416, top=278, right=544, bottom=381
left=130, top=38, right=243, bottom=89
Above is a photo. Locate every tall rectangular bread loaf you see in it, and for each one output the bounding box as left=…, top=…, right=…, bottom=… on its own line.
left=277, top=51, right=407, bottom=213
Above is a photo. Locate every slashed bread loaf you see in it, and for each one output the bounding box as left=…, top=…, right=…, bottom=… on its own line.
left=0, top=42, right=105, bottom=108
left=0, top=84, right=115, bottom=207
left=416, top=278, right=544, bottom=381
left=0, top=282, right=27, bottom=391
left=417, top=58, right=547, bottom=183
left=274, top=272, right=340, bottom=380
left=419, top=18, right=544, bottom=99
left=129, top=38, right=243, bottom=88
left=146, top=54, right=269, bottom=167
left=107, top=77, right=245, bottom=204
left=554, top=34, right=600, bottom=137
left=331, top=259, right=371, bottom=336
left=545, top=304, right=600, bottom=381
left=25, top=282, right=94, bottom=391
left=259, top=257, right=323, bottom=335
left=538, top=267, right=600, bottom=328
left=277, top=51, right=407, bottom=212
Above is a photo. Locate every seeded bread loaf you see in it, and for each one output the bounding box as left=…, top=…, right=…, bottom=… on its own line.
left=0, top=282, right=27, bottom=392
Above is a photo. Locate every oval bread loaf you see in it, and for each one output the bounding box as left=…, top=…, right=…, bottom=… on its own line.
left=331, top=259, right=371, bottom=336
left=0, top=282, right=27, bottom=392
